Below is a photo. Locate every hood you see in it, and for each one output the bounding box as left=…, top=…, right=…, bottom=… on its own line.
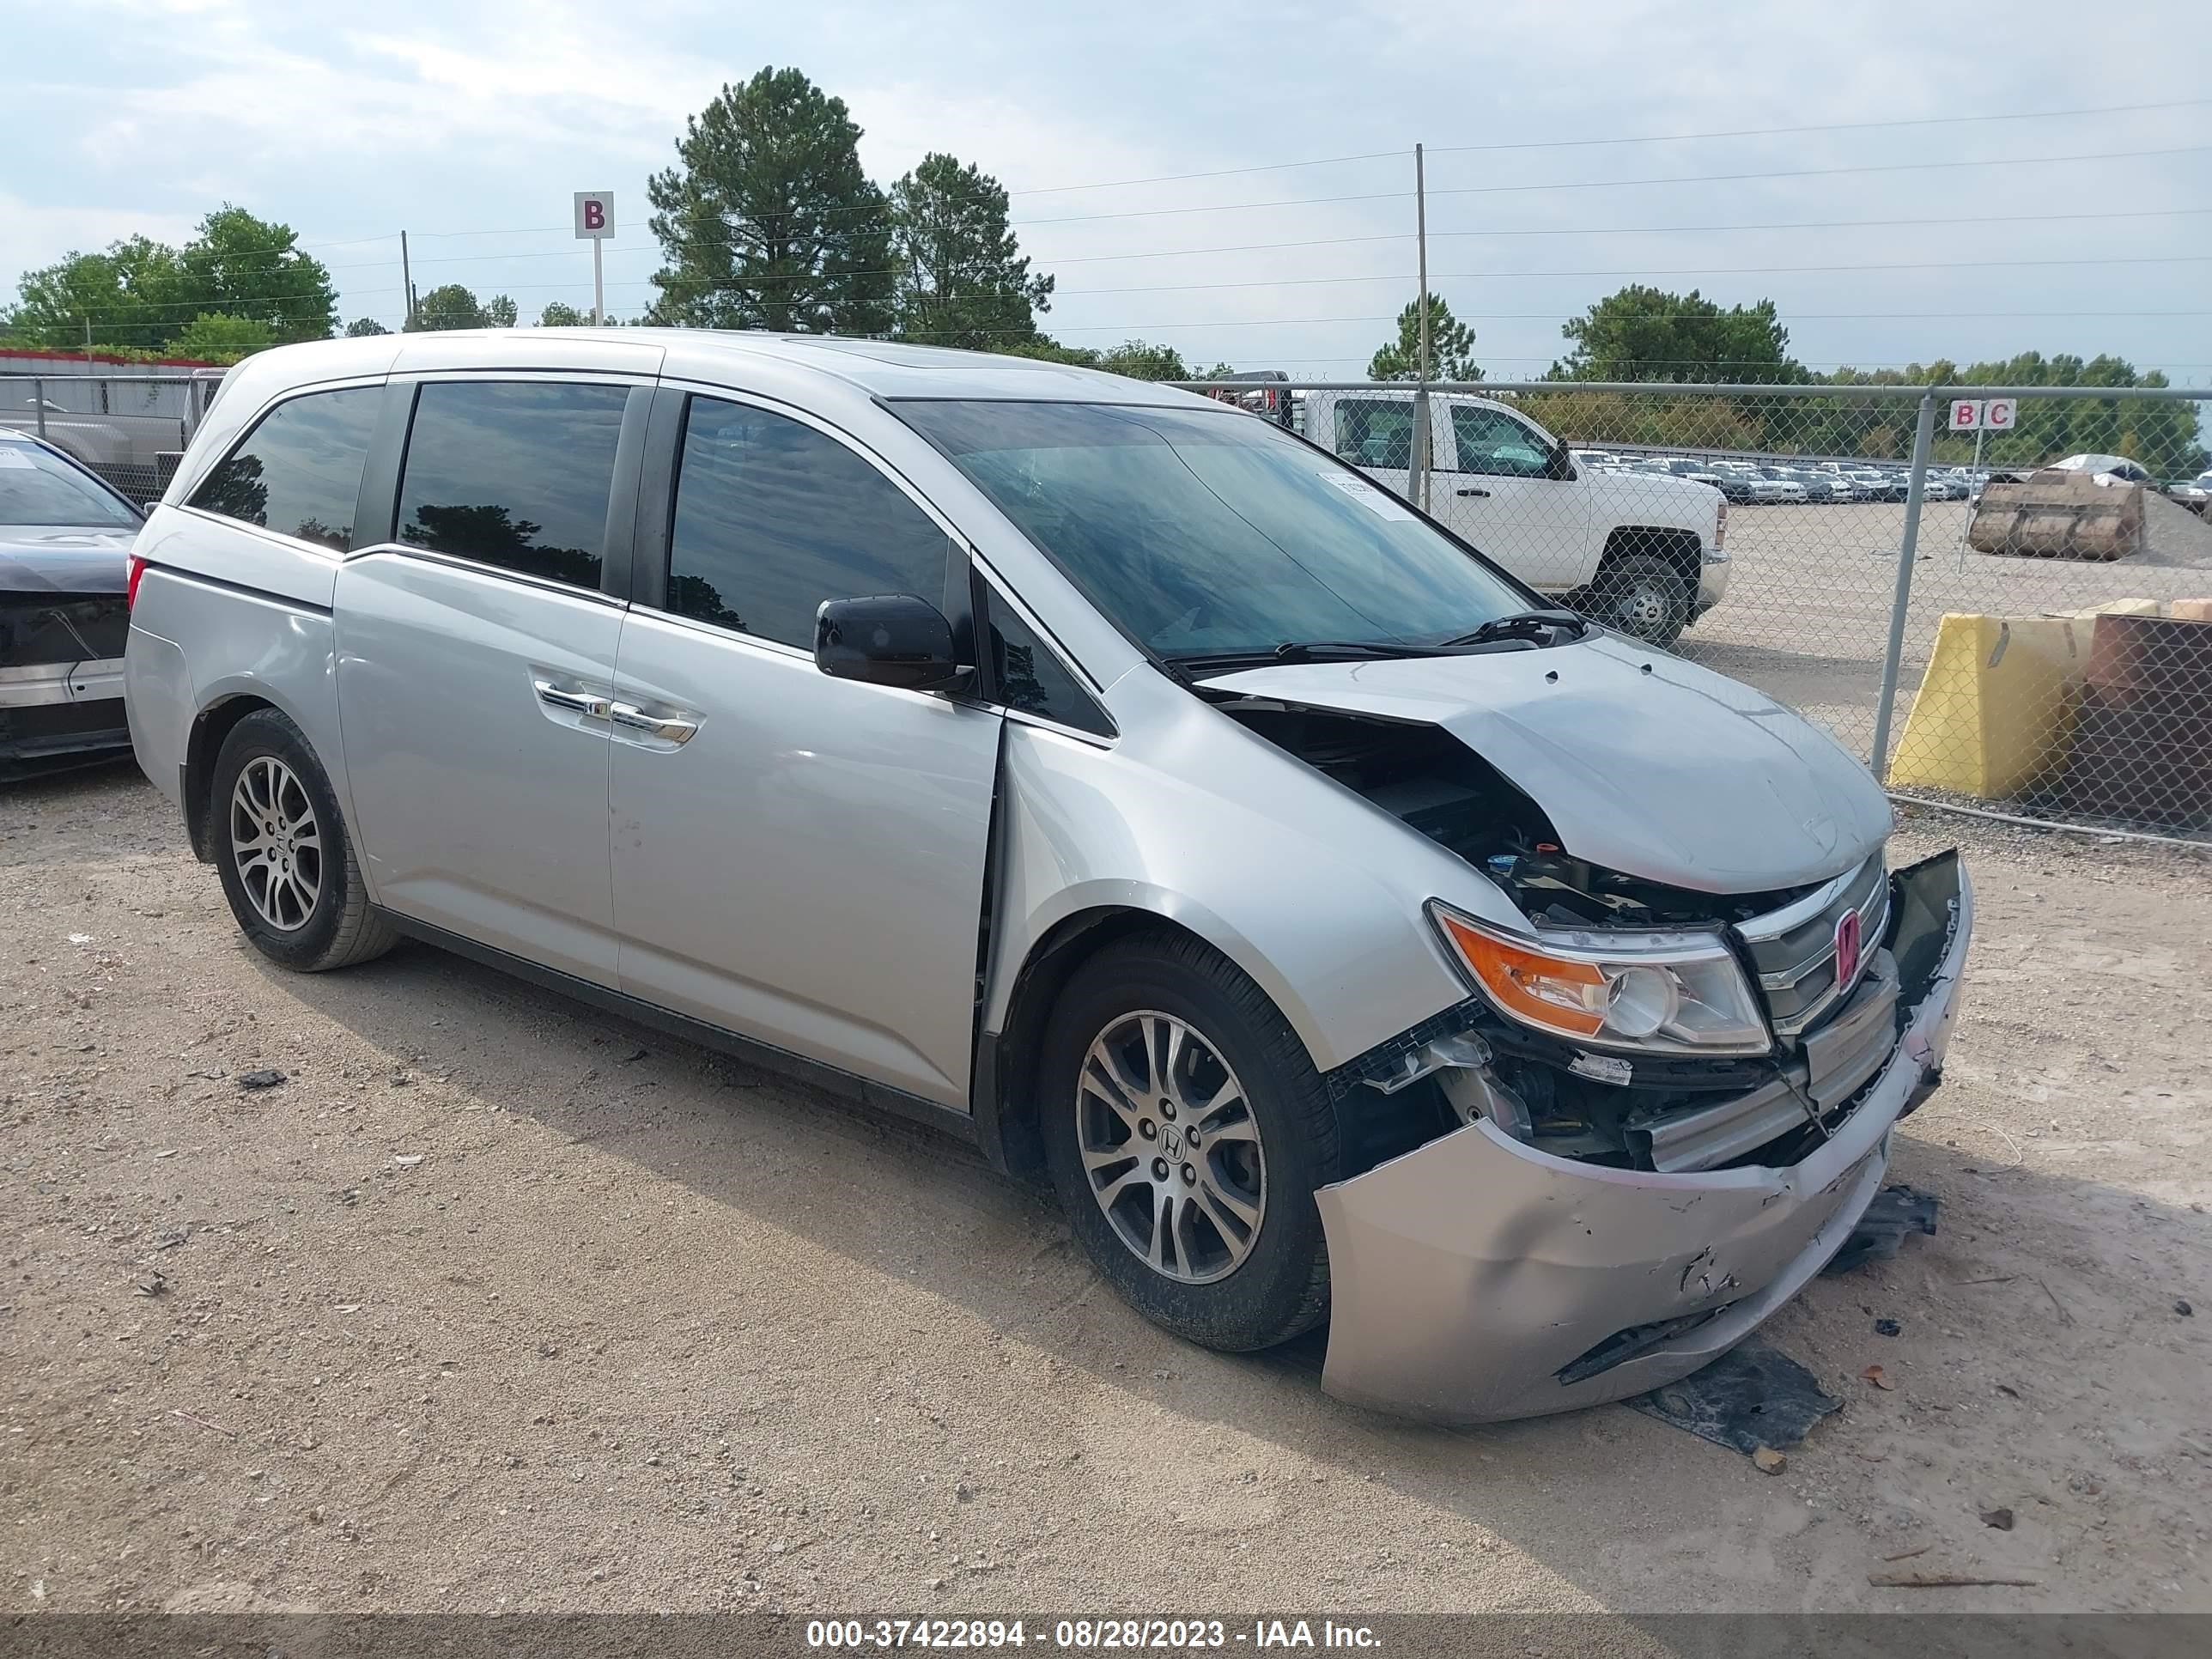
left=1585, top=468, right=1721, bottom=514
left=1206, top=634, right=1892, bottom=893
left=0, top=526, right=137, bottom=594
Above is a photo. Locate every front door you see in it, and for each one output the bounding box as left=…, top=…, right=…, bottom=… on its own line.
left=336, top=378, right=643, bottom=984
left=610, top=392, right=1001, bottom=1107
left=1432, top=401, right=1591, bottom=593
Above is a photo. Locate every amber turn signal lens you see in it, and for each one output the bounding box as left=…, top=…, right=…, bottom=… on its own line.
left=1434, top=911, right=1606, bottom=1037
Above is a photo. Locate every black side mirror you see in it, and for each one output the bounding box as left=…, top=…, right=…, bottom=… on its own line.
left=815, top=594, right=966, bottom=692
left=1547, top=441, right=1575, bottom=482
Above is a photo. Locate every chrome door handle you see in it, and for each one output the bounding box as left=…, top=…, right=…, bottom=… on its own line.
left=534, top=679, right=610, bottom=719
left=608, top=701, right=698, bottom=745
left=1455, top=486, right=1492, bottom=498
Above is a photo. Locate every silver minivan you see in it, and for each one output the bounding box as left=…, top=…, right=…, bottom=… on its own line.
left=123, top=331, right=1972, bottom=1424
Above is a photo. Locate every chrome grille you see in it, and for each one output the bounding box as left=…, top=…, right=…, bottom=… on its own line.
left=1736, top=854, right=1890, bottom=1039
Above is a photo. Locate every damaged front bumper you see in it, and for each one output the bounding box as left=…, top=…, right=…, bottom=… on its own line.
left=1315, top=853, right=1972, bottom=1425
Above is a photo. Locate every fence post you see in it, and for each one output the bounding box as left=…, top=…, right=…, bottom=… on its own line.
left=1868, top=390, right=1939, bottom=781
left=33, top=380, right=46, bottom=441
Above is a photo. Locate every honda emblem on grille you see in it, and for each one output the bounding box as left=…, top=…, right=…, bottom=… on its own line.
left=1834, top=907, right=1863, bottom=988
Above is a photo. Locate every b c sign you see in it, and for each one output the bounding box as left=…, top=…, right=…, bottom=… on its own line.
left=1948, top=397, right=2019, bottom=433
left=574, top=191, right=614, bottom=240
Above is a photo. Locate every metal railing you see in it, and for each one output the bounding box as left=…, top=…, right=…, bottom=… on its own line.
left=1179, top=377, right=2212, bottom=846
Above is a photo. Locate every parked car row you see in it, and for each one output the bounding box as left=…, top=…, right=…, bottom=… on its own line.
left=1575, top=453, right=1982, bottom=504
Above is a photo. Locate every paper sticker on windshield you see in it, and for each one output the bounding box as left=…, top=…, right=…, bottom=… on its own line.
left=1321, top=472, right=1415, bottom=521
left=0, top=450, right=34, bottom=469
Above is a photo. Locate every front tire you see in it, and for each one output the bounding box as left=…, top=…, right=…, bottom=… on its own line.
left=210, top=708, right=397, bottom=973
left=1040, top=931, right=1338, bottom=1352
left=1589, top=552, right=1692, bottom=648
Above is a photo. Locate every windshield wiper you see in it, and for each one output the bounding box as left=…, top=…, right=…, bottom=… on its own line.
left=1164, top=640, right=1440, bottom=673
left=1438, top=608, right=1590, bottom=649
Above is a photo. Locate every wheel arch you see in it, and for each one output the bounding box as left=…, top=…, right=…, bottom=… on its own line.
left=182, top=682, right=343, bottom=865
left=975, top=901, right=1304, bottom=1179
left=1597, top=524, right=1704, bottom=593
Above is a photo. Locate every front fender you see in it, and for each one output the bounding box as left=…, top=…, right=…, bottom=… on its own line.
left=981, top=672, right=1504, bottom=1076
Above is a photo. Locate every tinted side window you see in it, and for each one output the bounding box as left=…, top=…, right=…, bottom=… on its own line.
left=984, top=586, right=1111, bottom=736
left=1450, top=406, right=1551, bottom=478
left=1334, top=399, right=1414, bottom=469
left=397, top=382, right=629, bottom=589
left=189, top=387, right=381, bottom=550
left=667, top=397, right=951, bottom=649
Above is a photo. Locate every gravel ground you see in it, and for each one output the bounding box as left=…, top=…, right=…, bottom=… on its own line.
left=3, top=763, right=2208, bottom=1616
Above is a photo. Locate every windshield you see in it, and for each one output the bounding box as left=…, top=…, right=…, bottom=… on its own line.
left=896, top=401, right=1531, bottom=661
left=0, top=442, right=139, bottom=527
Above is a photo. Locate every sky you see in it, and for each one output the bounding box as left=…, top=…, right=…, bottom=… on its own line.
left=5, top=0, right=2209, bottom=386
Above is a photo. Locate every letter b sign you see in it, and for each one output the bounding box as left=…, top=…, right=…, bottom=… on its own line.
left=574, top=191, right=614, bottom=240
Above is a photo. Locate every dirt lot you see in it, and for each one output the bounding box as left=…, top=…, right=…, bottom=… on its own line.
left=3, top=763, right=2208, bottom=1616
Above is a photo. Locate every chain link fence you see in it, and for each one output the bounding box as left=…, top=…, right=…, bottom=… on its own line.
left=1186, top=376, right=2212, bottom=845
left=0, top=371, right=228, bottom=504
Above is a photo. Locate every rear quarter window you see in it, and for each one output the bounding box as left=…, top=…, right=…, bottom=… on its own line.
left=188, top=387, right=383, bottom=550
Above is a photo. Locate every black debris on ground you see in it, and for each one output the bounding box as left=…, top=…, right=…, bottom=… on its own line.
left=1822, top=1183, right=1940, bottom=1276
left=1627, top=1339, right=1842, bottom=1459
left=1874, top=1317, right=1903, bottom=1337
left=234, top=1069, right=288, bottom=1091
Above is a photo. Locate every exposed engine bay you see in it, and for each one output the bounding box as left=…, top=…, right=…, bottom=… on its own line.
left=1211, top=696, right=1818, bottom=928
left=1211, top=691, right=1955, bottom=1182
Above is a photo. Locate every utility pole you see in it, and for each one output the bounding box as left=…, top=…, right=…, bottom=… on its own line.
left=1413, top=143, right=1433, bottom=514
left=400, top=231, right=416, bottom=331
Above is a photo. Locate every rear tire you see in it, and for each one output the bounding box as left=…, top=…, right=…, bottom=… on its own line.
left=1039, top=931, right=1338, bottom=1352
left=1589, top=552, right=1691, bottom=648
left=210, top=709, right=398, bottom=973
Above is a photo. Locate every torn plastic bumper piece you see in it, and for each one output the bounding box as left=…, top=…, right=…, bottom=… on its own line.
left=1314, top=853, right=1972, bottom=1425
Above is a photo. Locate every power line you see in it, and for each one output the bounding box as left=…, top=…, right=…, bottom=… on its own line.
left=1002, top=99, right=2212, bottom=193
left=46, top=238, right=2212, bottom=324
left=1424, top=97, right=2212, bottom=156
left=306, top=202, right=2212, bottom=279
left=1000, top=143, right=2212, bottom=227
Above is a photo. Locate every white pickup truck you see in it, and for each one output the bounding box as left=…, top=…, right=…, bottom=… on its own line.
left=1299, top=388, right=1729, bottom=647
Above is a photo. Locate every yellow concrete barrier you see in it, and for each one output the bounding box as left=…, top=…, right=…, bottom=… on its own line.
left=1888, top=613, right=2090, bottom=797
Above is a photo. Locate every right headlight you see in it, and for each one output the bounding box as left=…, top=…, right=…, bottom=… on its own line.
left=1429, top=902, right=1771, bottom=1057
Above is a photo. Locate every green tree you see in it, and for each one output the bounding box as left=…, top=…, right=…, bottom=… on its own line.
left=646, top=67, right=894, bottom=334
left=407, top=284, right=489, bottom=331
left=483, top=294, right=519, bottom=328
left=2, top=208, right=336, bottom=351
left=1368, top=293, right=1480, bottom=381
left=538, top=301, right=590, bottom=326
left=888, top=153, right=1052, bottom=349
left=1552, top=285, right=1799, bottom=383
left=1005, top=338, right=1188, bottom=380
left=168, top=312, right=275, bottom=359
left=2, top=235, right=188, bottom=350
left=344, top=317, right=392, bottom=337
left=175, top=206, right=337, bottom=343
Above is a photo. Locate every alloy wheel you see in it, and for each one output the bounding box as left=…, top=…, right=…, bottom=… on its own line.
left=1075, top=1011, right=1266, bottom=1284
left=229, top=756, right=322, bottom=933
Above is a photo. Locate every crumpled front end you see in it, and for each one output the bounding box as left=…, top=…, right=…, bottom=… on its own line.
left=1316, top=853, right=1972, bottom=1425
